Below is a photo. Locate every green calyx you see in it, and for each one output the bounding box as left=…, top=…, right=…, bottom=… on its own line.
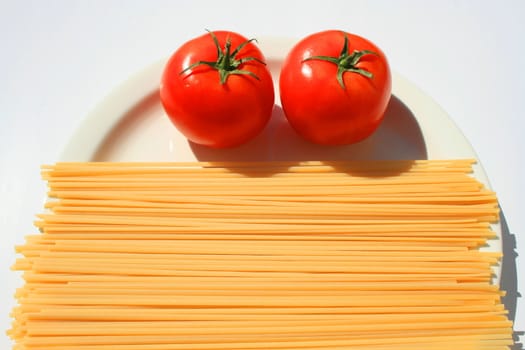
left=303, top=33, right=377, bottom=89
left=181, top=30, right=265, bottom=84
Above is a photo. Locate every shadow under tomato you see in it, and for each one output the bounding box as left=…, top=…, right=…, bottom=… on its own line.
left=188, top=105, right=301, bottom=176
left=191, top=94, right=427, bottom=176
left=321, top=94, right=428, bottom=176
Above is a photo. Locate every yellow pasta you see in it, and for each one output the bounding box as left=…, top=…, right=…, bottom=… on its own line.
left=8, top=159, right=514, bottom=349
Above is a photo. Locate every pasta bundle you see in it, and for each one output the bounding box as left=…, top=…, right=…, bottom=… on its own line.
left=9, top=159, right=513, bottom=349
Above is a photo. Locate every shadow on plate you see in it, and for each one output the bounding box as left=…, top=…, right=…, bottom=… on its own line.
left=190, top=94, right=427, bottom=176
left=90, top=89, right=428, bottom=178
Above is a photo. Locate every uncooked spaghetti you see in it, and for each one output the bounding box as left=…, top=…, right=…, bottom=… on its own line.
left=9, top=159, right=513, bottom=349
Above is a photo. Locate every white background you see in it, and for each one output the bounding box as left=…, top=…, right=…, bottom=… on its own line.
left=1, top=0, right=523, bottom=347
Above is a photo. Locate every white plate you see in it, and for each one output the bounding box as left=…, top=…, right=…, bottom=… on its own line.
left=60, top=37, right=502, bottom=280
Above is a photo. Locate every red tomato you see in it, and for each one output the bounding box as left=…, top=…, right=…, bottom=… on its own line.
left=160, top=31, right=274, bottom=148
left=279, top=30, right=391, bottom=145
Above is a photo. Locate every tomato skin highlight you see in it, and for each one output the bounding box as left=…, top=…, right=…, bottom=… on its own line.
left=279, top=30, right=392, bottom=145
left=160, top=31, right=274, bottom=148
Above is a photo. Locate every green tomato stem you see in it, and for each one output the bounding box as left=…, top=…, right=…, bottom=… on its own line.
left=180, top=30, right=265, bottom=85
left=303, top=33, right=377, bottom=89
